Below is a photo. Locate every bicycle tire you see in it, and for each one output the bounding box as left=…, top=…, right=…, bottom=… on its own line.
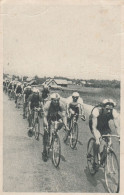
left=87, top=137, right=97, bottom=175
left=104, top=150, right=120, bottom=193
left=70, top=122, right=78, bottom=149
left=34, top=119, right=40, bottom=140
left=52, top=134, right=61, bottom=168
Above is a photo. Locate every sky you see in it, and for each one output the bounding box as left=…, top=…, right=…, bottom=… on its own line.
left=2, top=2, right=121, bottom=80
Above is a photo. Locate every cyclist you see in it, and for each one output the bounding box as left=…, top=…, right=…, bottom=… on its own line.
left=41, top=84, right=50, bottom=104
left=3, top=80, right=6, bottom=92
left=15, top=82, right=23, bottom=104
left=89, top=99, right=120, bottom=169
left=42, top=93, right=69, bottom=162
left=8, top=81, right=13, bottom=97
left=23, top=85, right=32, bottom=119
left=65, top=92, right=86, bottom=136
left=22, top=82, right=27, bottom=92
left=28, top=88, right=42, bottom=133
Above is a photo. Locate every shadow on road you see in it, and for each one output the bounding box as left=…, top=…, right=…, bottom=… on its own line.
left=84, top=166, right=107, bottom=192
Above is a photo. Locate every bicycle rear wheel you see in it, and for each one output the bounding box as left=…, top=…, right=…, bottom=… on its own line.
left=70, top=123, right=78, bottom=149
left=87, top=137, right=97, bottom=175
left=52, top=134, right=61, bottom=168
left=104, top=150, right=120, bottom=193
left=34, top=119, right=40, bottom=140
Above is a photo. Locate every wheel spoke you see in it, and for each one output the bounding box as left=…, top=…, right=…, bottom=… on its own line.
left=105, top=151, right=119, bottom=193
left=87, top=138, right=96, bottom=175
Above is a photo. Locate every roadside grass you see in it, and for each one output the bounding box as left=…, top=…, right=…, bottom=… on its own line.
left=51, top=86, right=120, bottom=111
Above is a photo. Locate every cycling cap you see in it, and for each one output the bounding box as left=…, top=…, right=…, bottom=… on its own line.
left=32, top=88, right=39, bottom=93
left=27, top=86, right=31, bottom=89
left=102, top=99, right=116, bottom=107
left=72, top=92, right=80, bottom=97
left=50, top=93, right=60, bottom=100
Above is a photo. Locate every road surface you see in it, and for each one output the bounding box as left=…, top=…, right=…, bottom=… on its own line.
left=3, top=93, right=119, bottom=192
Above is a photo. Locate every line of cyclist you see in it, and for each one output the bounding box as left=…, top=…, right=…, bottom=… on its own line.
left=3, top=79, right=120, bottom=166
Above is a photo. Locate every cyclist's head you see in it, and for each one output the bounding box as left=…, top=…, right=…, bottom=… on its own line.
left=72, top=92, right=80, bottom=102
left=18, top=82, right=21, bottom=86
left=32, top=88, right=39, bottom=96
left=50, top=93, right=60, bottom=105
left=102, top=99, right=116, bottom=114
left=27, top=85, right=31, bottom=90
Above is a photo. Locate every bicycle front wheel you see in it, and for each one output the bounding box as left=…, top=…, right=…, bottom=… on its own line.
left=34, top=119, right=40, bottom=140
left=70, top=123, right=78, bottom=149
left=52, top=134, right=61, bottom=168
left=104, top=150, right=120, bottom=193
left=87, top=137, right=97, bottom=175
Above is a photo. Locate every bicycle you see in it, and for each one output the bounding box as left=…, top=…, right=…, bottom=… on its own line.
left=64, top=113, right=85, bottom=149
left=31, top=107, right=41, bottom=140
left=87, top=134, right=120, bottom=193
left=46, top=120, right=61, bottom=168
left=16, top=93, right=23, bottom=108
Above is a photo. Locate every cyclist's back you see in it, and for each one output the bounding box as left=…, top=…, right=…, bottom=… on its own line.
left=16, top=85, right=22, bottom=94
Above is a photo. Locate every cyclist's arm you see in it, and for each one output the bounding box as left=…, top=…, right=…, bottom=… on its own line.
left=28, top=101, right=31, bottom=112
left=113, top=109, right=120, bottom=136
left=23, top=93, right=26, bottom=103
left=43, top=111, right=48, bottom=128
left=91, top=109, right=101, bottom=144
left=78, top=98, right=85, bottom=116
left=43, top=101, right=51, bottom=128
left=80, top=104, right=85, bottom=116
left=61, top=111, right=68, bottom=127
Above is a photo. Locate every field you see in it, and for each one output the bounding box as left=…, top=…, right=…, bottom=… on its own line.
left=50, top=86, right=120, bottom=111
left=37, top=85, right=120, bottom=111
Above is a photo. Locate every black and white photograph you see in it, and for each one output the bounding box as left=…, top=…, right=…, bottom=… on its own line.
left=1, top=0, right=122, bottom=193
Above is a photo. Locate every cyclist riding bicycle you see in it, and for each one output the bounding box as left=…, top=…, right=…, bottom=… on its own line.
left=23, top=85, right=32, bottom=119
left=66, top=92, right=86, bottom=131
left=15, top=82, right=23, bottom=104
left=41, top=84, right=50, bottom=104
left=89, top=98, right=120, bottom=169
left=8, top=81, right=13, bottom=96
left=28, top=88, right=42, bottom=133
left=42, top=93, right=69, bottom=162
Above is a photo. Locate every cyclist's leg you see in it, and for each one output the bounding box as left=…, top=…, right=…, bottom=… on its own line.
left=56, top=114, right=63, bottom=130
left=42, top=118, right=50, bottom=161
left=92, top=129, right=101, bottom=164
left=23, top=101, right=27, bottom=118
left=28, top=109, right=33, bottom=129
left=75, top=107, right=79, bottom=121
left=15, top=94, right=17, bottom=103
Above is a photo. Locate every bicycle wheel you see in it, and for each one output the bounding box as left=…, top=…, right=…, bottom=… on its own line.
left=52, top=134, right=61, bottom=168
left=104, top=150, right=120, bottom=193
left=70, top=123, right=78, bottom=149
left=87, top=137, right=97, bottom=175
left=34, top=119, right=40, bottom=140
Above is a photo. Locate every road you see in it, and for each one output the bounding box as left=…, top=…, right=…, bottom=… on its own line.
left=3, top=93, right=119, bottom=192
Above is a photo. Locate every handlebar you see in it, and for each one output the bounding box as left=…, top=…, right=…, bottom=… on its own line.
left=71, top=113, right=86, bottom=121
left=102, top=134, right=120, bottom=139
left=34, top=107, right=41, bottom=111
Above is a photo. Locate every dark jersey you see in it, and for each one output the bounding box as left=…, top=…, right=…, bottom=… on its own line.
left=42, top=88, right=49, bottom=99
left=8, top=83, right=12, bottom=89
left=89, top=106, right=116, bottom=135
left=24, top=88, right=32, bottom=101
left=16, top=86, right=22, bottom=94
left=28, top=94, right=42, bottom=109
